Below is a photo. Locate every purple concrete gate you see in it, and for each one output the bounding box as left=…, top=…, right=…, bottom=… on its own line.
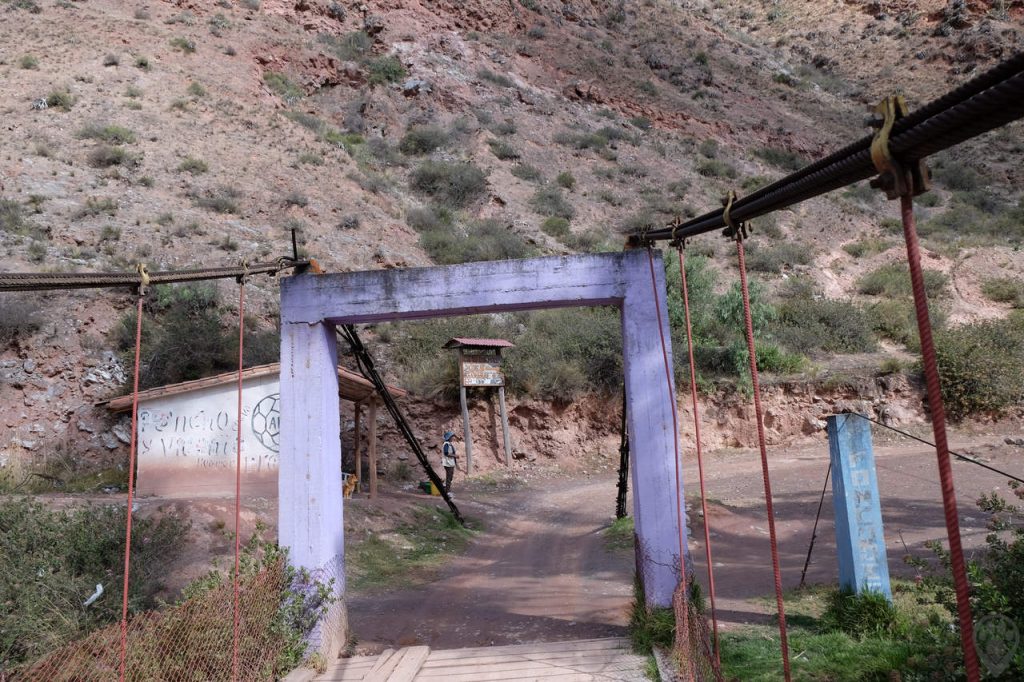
left=279, top=251, right=689, bottom=654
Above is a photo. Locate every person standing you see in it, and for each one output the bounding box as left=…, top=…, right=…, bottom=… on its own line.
left=441, top=431, right=457, bottom=493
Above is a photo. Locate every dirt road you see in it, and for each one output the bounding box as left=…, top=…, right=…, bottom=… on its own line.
left=346, top=427, right=1023, bottom=649
left=347, top=478, right=636, bottom=653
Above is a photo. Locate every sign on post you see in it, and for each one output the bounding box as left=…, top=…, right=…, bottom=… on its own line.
left=460, top=356, right=504, bottom=386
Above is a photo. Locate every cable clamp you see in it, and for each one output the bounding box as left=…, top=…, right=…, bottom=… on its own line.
left=867, top=95, right=931, bottom=200
left=721, top=191, right=749, bottom=242
left=135, top=263, right=150, bottom=297
left=669, top=216, right=687, bottom=249
left=236, top=260, right=250, bottom=285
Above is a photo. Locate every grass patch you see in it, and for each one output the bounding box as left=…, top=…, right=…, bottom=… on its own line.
left=177, top=157, right=207, bottom=174
left=398, top=125, right=447, bottom=155
left=511, top=164, right=542, bottom=182
left=263, top=71, right=303, bottom=102
left=935, top=312, right=1024, bottom=419
left=842, top=237, right=891, bottom=258
left=857, top=263, right=948, bottom=299
left=744, top=242, right=812, bottom=273
left=366, top=56, right=406, bottom=85
left=604, top=516, right=634, bottom=552
left=192, top=186, right=242, bottom=214
left=87, top=145, right=140, bottom=168
left=169, top=37, right=196, bottom=53
left=45, top=90, right=75, bottom=111
left=346, top=506, right=475, bottom=592
left=981, top=277, right=1024, bottom=307
left=77, top=124, right=136, bottom=144
left=487, top=139, right=519, bottom=160
left=540, top=216, right=570, bottom=239
left=529, top=186, right=574, bottom=219
left=409, top=161, right=487, bottom=208
left=477, top=68, right=513, bottom=87
left=754, top=146, right=806, bottom=171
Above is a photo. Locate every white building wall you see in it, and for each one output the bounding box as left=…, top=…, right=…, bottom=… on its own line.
left=135, top=374, right=280, bottom=497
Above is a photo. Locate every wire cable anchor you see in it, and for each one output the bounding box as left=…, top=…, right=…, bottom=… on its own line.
left=868, top=95, right=931, bottom=199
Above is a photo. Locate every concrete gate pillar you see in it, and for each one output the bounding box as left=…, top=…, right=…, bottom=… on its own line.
left=279, top=251, right=689, bottom=655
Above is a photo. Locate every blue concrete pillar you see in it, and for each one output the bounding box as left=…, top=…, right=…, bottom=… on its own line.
left=827, top=414, right=892, bottom=599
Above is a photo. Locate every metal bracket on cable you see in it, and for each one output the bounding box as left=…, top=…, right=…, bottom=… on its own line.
left=720, top=190, right=750, bottom=242
left=867, top=95, right=931, bottom=200
left=135, top=263, right=150, bottom=297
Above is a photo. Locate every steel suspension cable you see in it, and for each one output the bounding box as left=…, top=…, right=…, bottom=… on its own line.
left=798, top=462, right=832, bottom=590
left=118, top=293, right=145, bottom=682
left=898, top=195, right=980, bottom=680
left=231, top=279, right=246, bottom=682
left=644, top=248, right=693, bottom=681
left=735, top=237, right=792, bottom=682
left=676, top=246, right=721, bottom=669
left=851, top=413, right=1024, bottom=485
left=637, top=53, right=1024, bottom=243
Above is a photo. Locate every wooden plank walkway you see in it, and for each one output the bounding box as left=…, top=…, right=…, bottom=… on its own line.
left=315, top=637, right=648, bottom=681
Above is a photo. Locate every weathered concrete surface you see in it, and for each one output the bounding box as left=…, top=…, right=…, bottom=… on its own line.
left=279, top=251, right=688, bottom=608
left=827, top=414, right=892, bottom=599
left=279, top=321, right=346, bottom=659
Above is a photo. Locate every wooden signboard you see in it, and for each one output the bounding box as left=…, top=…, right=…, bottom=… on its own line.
left=460, top=355, right=504, bottom=387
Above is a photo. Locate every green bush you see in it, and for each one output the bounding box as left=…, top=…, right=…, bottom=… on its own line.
left=773, top=296, right=876, bottom=355
left=540, top=216, right=570, bottom=239
left=77, top=124, right=136, bottom=144
left=19, top=54, right=38, bottom=69
left=934, top=313, right=1024, bottom=419
left=177, top=157, right=207, bottom=174
left=981, top=277, right=1024, bottom=307
left=112, top=283, right=279, bottom=390
left=696, top=158, right=737, bottom=179
left=45, top=90, right=76, bottom=111
left=192, top=186, right=242, bottom=214
left=917, top=196, right=1024, bottom=247
left=553, top=129, right=608, bottom=150
left=263, top=71, right=303, bottom=101
left=556, top=171, right=576, bottom=189
left=842, top=237, right=891, bottom=258
left=0, top=497, right=188, bottom=669
left=529, top=186, right=574, bottom=219
left=487, top=139, right=519, bottom=160
left=318, top=31, right=371, bottom=61
left=366, top=56, right=406, bottom=85
left=398, top=125, right=448, bottom=155
left=857, top=263, right=948, bottom=299
left=477, top=68, right=513, bottom=87
left=744, top=241, right=812, bottom=273
left=510, top=164, right=542, bottom=182
left=88, top=145, right=140, bottom=168
left=408, top=207, right=531, bottom=265
left=409, top=161, right=487, bottom=208
left=0, top=294, right=42, bottom=346
left=169, top=36, right=196, bottom=53
left=866, top=299, right=947, bottom=350
left=754, top=146, right=806, bottom=171
left=821, top=589, right=900, bottom=639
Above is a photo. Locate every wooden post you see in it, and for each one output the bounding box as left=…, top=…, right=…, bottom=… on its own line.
left=368, top=398, right=378, bottom=499
left=353, top=400, right=362, bottom=493
left=497, top=385, right=512, bottom=467
left=459, top=385, right=473, bottom=475
left=458, top=349, right=473, bottom=475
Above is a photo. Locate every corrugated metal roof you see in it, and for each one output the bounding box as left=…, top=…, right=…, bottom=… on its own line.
left=98, top=362, right=406, bottom=412
left=443, top=337, right=515, bottom=349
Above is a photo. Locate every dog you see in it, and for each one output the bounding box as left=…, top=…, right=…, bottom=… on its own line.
left=342, top=473, right=359, bottom=498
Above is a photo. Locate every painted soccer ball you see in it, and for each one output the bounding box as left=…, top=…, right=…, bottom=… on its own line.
left=251, top=393, right=280, bottom=453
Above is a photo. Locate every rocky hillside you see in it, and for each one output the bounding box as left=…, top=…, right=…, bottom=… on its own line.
left=1, top=0, right=1022, bottom=478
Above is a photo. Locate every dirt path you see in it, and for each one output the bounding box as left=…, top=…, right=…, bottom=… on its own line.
left=347, top=477, right=636, bottom=653
left=346, top=427, right=1023, bottom=649
left=687, top=431, right=1023, bottom=627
